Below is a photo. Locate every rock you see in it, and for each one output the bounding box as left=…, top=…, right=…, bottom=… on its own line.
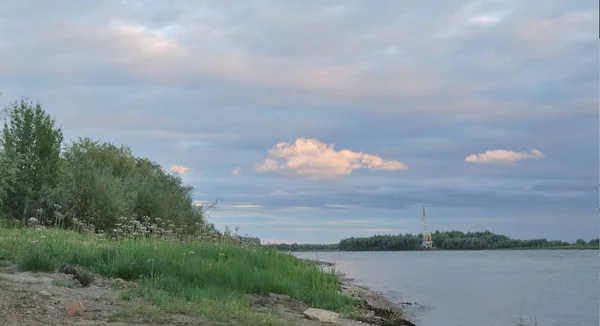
left=60, top=263, right=95, bottom=286
left=39, top=290, right=51, bottom=298
left=59, top=263, right=82, bottom=275
left=67, top=301, right=84, bottom=317
left=303, top=308, right=340, bottom=324
left=75, top=272, right=94, bottom=287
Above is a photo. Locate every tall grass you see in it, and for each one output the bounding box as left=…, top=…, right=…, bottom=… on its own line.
left=0, top=227, right=355, bottom=324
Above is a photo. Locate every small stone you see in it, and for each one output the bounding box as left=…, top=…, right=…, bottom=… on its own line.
left=67, top=301, right=84, bottom=317
left=39, top=290, right=51, bottom=298
left=303, top=308, right=340, bottom=324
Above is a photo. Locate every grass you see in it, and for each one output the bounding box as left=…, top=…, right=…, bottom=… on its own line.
left=51, top=279, right=78, bottom=288
left=0, top=227, right=356, bottom=325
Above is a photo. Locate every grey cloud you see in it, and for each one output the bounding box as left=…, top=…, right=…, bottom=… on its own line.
left=0, top=0, right=596, bottom=242
left=1, top=0, right=595, bottom=120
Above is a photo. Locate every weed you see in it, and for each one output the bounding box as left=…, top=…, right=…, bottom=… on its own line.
left=18, top=243, right=54, bottom=272
left=52, top=279, right=78, bottom=288
left=121, top=291, right=132, bottom=301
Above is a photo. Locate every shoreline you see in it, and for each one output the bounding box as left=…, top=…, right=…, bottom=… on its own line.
left=0, top=256, right=416, bottom=326
left=304, top=258, right=417, bottom=326
left=287, top=246, right=598, bottom=253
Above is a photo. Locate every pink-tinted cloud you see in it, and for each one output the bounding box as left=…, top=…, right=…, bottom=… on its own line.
left=465, top=149, right=544, bottom=164
left=231, top=167, right=241, bottom=176
left=255, top=137, right=407, bottom=181
left=169, top=164, right=192, bottom=174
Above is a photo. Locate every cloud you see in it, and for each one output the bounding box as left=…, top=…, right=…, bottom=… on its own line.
left=465, top=149, right=544, bottom=164
left=231, top=167, right=241, bottom=176
left=0, top=1, right=597, bottom=243
left=255, top=137, right=407, bottom=181
left=169, top=164, right=192, bottom=174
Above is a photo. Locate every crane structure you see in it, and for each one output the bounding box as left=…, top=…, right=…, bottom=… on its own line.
left=421, top=206, right=433, bottom=249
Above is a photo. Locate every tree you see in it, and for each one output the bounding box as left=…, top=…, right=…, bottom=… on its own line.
left=0, top=149, right=17, bottom=210
left=575, top=239, right=587, bottom=246
left=0, top=99, right=63, bottom=221
left=51, top=137, right=209, bottom=233
left=49, top=137, right=135, bottom=229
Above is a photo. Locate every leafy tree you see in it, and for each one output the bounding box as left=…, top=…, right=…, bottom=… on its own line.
left=50, top=137, right=209, bottom=233
left=575, top=239, right=587, bottom=246
left=330, top=230, right=595, bottom=251
left=0, top=97, right=235, bottom=242
left=0, top=99, right=63, bottom=221
left=0, top=149, right=17, bottom=210
left=49, top=137, right=135, bottom=229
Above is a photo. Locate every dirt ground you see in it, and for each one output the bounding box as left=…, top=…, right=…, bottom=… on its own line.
left=0, top=260, right=413, bottom=326
left=0, top=260, right=213, bottom=326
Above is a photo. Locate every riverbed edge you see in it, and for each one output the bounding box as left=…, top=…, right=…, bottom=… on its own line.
left=301, top=258, right=417, bottom=326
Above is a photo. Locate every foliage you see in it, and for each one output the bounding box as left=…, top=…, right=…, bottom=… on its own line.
left=0, top=98, right=239, bottom=240
left=334, top=230, right=593, bottom=251
left=269, top=232, right=599, bottom=252
left=0, top=98, right=63, bottom=221
left=0, top=149, right=17, bottom=210
left=46, top=136, right=215, bottom=233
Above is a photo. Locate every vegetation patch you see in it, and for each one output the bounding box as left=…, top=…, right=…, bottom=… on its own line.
left=51, top=279, right=78, bottom=288
left=268, top=230, right=600, bottom=251
left=0, top=227, right=358, bottom=325
left=0, top=99, right=360, bottom=325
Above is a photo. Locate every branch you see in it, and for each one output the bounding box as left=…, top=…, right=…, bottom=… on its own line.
left=0, top=93, right=16, bottom=120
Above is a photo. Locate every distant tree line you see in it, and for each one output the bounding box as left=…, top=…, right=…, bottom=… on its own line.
left=267, top=231, right=600, bottom=251
left=0, top=98, right=230, bottom=241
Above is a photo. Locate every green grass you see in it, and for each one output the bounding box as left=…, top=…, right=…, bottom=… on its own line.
left=52, top=279, right=78, bottom=288
left=0, top=227, right=355, bottom=325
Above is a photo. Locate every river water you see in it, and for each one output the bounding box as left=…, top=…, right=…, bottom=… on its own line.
left=294, top=250, right=599, bottom=326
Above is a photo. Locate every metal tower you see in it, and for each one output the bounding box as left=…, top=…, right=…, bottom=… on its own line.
left=422, top=206, right=433, bottom=249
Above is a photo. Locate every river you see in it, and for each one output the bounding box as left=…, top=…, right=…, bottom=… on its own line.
left=294, top=250, right=599, bottom=326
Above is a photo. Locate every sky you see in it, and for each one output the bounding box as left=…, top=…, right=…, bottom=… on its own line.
left=0, top=0, right=597, bottom=244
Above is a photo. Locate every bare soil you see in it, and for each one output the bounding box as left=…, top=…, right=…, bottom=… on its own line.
left=0, top=260, right=212, bottom=326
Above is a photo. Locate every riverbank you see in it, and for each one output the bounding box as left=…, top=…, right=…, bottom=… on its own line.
left=301, top=258, right=415, bottom=326
left=0, top=227, right=414, bottom=325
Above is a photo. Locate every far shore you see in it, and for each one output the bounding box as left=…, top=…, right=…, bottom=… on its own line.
left=275, top=245, right=599, bottom=253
